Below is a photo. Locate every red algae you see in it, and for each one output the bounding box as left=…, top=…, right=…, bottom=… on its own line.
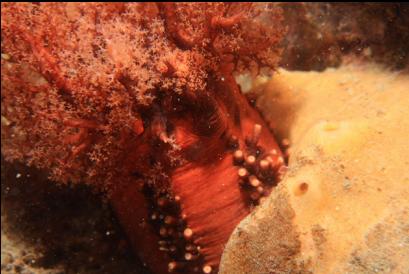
left=1, top=3, right=285, bottom=273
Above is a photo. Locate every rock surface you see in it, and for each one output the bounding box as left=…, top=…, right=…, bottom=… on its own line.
left=220, top=65, right=409, bottom=274
left=1, top=161, right=145, bottom=274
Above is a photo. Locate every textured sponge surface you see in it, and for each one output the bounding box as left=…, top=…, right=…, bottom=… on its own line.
left=220, top=65, right=409, bottom=274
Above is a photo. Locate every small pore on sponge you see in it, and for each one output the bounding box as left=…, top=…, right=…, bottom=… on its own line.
left=294, top=182, right=309, bottom=196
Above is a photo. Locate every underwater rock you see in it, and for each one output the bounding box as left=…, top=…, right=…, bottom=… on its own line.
left=220, top=65, right=409, bottom=274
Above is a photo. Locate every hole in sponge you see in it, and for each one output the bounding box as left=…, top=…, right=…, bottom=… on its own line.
left=294, top=182, right=309, bottom=196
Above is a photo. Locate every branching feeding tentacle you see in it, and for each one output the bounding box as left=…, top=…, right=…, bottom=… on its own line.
left=157, top=2, right=197, bottom=50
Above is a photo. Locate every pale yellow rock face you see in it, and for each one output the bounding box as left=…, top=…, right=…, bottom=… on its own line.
left=220, top=65, right=409, bottom=274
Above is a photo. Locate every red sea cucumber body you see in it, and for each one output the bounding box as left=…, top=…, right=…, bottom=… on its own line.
left=1, top=3, right=285, bottom=273
left=112, top=71, right=284, bottom=273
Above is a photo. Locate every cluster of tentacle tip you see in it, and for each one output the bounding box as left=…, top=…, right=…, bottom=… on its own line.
left=143, top=185, right=213, bottom=273
left=231, top=124, right=287, bottom=205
